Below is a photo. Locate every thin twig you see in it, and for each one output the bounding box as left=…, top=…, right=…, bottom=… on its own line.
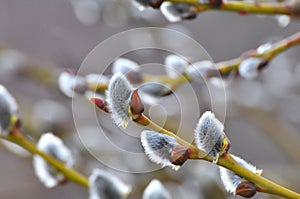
left=217, top=31, right=300, bottom=75
left=86, top=31, right=300, bottom=94
left=166, top=0, right=300, bottom=15
left=90, top=99, right=300, bottom=198
left=133, top=114, right=300, bottom=198
left=0, top=129, right=89, bottom=188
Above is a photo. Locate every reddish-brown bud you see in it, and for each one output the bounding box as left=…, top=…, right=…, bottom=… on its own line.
left=90, top=97, right=110, bottom=113
left=130, top=89, right=144, bottom=116
left=209, top=0, right=223, bottom=7
left=150, top=0, right=163, bottom=9
left=235, top=181, right=257, bottom=198
left=169, top=145, right=189, bottom=166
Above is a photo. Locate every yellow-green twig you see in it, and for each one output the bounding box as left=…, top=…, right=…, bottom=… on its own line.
left=166, top=0, right=300, bottom=15
left=133, top=114, right=300, bottom=199
left=0, top=129, right=89, bottom=188
left=218, top=31, right=300, bottom=75
left=91, top=95, right=300, bottom=198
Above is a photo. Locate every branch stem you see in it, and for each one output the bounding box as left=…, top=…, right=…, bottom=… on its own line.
left=134, top=114, right=300, bottom=199
left=166, top=0, right=300, bottom=15
left=0, top=129, right=89, bottom=188
left=218, top=31, right=300, bottom=74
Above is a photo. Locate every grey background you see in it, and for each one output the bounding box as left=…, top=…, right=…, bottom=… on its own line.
left=0, top=0, right=300, bottom=198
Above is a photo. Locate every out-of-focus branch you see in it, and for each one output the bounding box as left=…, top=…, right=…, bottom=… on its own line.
left=0, top=129, right=89, bottom=188
left=89, top=31, right=300, bottom=94
left=166, top=0, right=300, bottom=15
left=217, top=31, right=300, bottom=75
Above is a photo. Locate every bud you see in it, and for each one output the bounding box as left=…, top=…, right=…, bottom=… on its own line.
left=235, top=181, right=257, bottom=198
left=194, top=111, right=230, bottom=163
left=106, top=73, right=134, bottom=128
left=142, top=179, right=172, bottom=199
left=141, top=130, right=189, bottom=170
left=89, top=168, right=131, bottom=199
left=0, top=85, right=20, bottom=136
left=73, top=0, right=101, bottom=26
left=164, top=54, right=188, bottom=78
left=160, top=2, right=197, bottom=23
left=33, top=133, right=74, bottom=188
left=90, top=97, right=110, bottom=113
left=185, top=60, right=218, bottom=81
left=129, top=89, right=144, bottom=119
left=238, top=57, right=267, bottom=80
left=219, top=155, right=262, bottom=196
left=58, top=70, right=87, bottom=98
left=112, top=58, right=140, bottom=75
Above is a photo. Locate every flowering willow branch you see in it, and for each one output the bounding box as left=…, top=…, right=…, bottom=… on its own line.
left=0, top=129, right=89, bottom=188
left=133, top=114, right=300, bottom=198
left=93, top=101, right=300, bottom=198
left=140, top=0, right=300, bottom=16
left=83, top=31, right=300, bottom=97
left=91, top=74, right=300, bottom=198
left=216, top=31, right=300, bottom=77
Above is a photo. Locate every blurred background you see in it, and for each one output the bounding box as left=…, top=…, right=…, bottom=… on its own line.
left=0, top=0, right=300, bottom=198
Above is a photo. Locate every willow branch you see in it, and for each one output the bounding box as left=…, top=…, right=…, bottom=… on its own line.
left=0, top=129, right=89, bottom=188
left=91, top=98, right=300, bottom=198
left=87, top=31, right=300, bottom=95
left=166, top=0, right=300, bottom=15
left=217, top=31, right=300, bottom=75
left=133, top=114, right=300, bottom=199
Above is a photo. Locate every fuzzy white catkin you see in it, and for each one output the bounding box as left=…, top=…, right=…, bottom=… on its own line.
left=0, top=139, right=30, bottom=157
left=160, top=2, right=182, bottom=23
left=89, top=168, right=131, bottom=199
left=219, top=155, right=263, bottom=194
left=112, top=58, right=140, bottom=75
left=256, top=43, right=272, bottom=54
left=160, top=3, right=196, bottom=22
left=33, top=133, right=74, bottom=188
left=276, top=15, right=290, bottom=28
left=0, top=85, right=19, bottom=136
left=194, top=111, right=224, bottom=159
left=141, top=130, right=180, bottom=170
left=185, top=60, right=215, bottom=81
left=164, top=54, right=188, bottom=78
left=73, top=0, right=101, bottom=25
left=143, top=179, right=172, bottom=199
left=131, top=0, right=149, bottom=11
left=106, top=73, right=133, bottom=128
left=238, top=57, right=262, bottom=80
left=58, top=71, right=86, bottom=98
